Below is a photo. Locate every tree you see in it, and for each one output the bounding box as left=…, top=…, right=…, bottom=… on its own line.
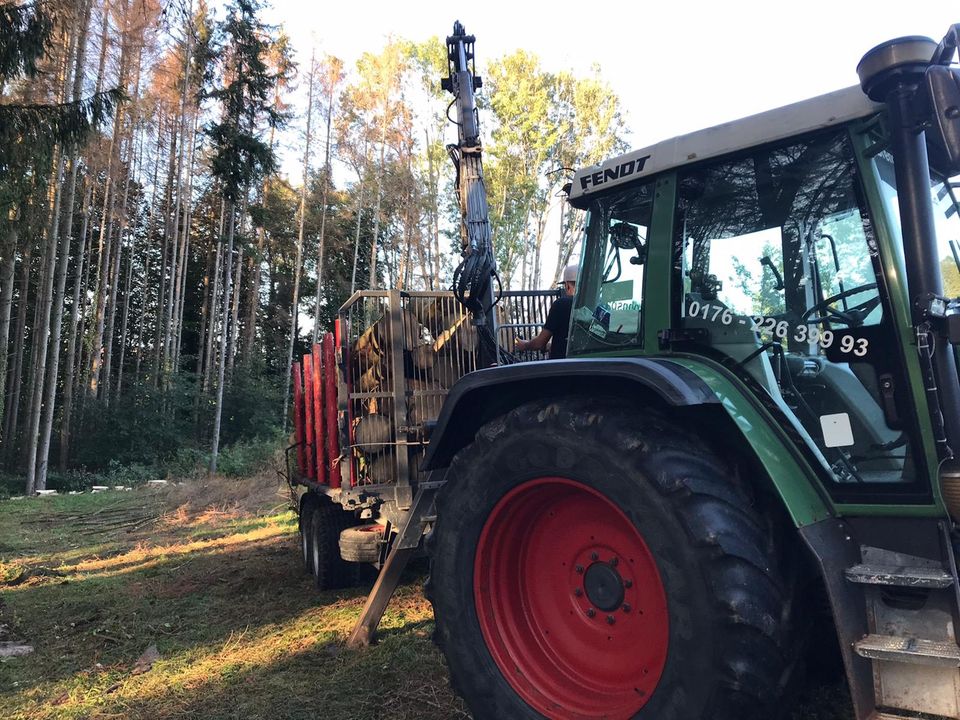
left=205, top=0, right=281, bottom=474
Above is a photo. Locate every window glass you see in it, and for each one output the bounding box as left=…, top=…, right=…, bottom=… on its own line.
left=876, top=151, right=960, bottom=298
left=677, top=130, right=918, bottom=487
left=570, top=183, right=653, bottom=353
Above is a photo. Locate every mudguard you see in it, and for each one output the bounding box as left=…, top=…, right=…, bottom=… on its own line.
left=423, top=355, right=834, bottom=528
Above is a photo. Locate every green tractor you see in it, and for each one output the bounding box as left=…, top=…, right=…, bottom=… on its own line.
left=421, top=28, right=960, bottom=720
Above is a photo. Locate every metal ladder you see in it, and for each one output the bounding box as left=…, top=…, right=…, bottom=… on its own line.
left=846, top=531, right=960, bottom=719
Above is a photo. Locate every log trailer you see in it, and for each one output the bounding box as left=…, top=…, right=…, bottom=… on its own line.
left=286, top=21, right=960, bottom=720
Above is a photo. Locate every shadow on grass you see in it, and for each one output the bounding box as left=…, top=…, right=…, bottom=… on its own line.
left=0, top=525, right=374, bottom=699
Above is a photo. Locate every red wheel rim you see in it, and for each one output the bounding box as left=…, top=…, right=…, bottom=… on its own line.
left=474, top=477, right=669, bottom=720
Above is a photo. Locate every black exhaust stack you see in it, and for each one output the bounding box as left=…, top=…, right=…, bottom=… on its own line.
left=858, top=35, right=960, bottom=470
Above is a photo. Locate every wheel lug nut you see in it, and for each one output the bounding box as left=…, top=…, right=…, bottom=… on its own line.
left=606, top=615, right=616, bottom=625
left=590, top=552, right=599, bottom=561
left=622, top=603, right=631, bottom=613
left=574, top=588, right=583, bottom=597
left=575, top=565, right=584, bottom=574
left=586, top=608, right=596, bottom=618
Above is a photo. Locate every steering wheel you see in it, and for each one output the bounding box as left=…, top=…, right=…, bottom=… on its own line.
left=800, top=283, right=880, bottom=327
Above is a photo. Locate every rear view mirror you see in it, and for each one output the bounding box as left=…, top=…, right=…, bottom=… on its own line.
left=924, top=65, right=960, bottom=176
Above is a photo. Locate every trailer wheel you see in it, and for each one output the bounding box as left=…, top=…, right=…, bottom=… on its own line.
left=309, top=498, right=358, bottom=591
left=426, top=398, right=796, bottom=720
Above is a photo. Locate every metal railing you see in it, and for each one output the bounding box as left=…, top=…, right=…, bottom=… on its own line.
left=337, top=289, right=561, bottom=490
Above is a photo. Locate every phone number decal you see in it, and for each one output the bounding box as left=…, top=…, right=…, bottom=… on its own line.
left=686, top=300, right=868, bottom=357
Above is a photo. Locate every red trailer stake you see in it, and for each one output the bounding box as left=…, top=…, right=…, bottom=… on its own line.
left=302, top=353, right=316, bottom=480
left=323, top=332, right=342, bottom=488
left=312, top=343, right=326, bottom=485
left=291, top=362, right=306, bottom=476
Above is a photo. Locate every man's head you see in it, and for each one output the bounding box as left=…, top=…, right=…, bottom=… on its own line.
left=562, top=264, right=578, bottom=296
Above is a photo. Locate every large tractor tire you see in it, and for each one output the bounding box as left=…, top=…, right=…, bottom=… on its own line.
left=426, top=398, right=797, bottom=720
left=308, top=495, right=359, bottom=591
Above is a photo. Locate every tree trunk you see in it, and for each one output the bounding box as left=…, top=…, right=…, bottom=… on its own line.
left=350, top=158, right=367, bottom=295
left=203, top=201, right=225, bottom=394
left=0, top=230, right=18, bottom=439
left=284, top=49, right=315, bottom=424
left=313, top=55, right=334, bottom=343
left=25, top=147, right=68, bottom=494
left=100, top=138, right=135, bottom=403
left=195, top=245, right=213, bottom=378
left=0, top=232, right=20, bottom=434
left=210, top=203, right=236, bottom=474
left=367, top=126, right=387, bottom=290
left=2, top=248, right=30, bottom=460
left=114, top=232, right=135, bottom=399
left=227, top=241, right=242, bottom=377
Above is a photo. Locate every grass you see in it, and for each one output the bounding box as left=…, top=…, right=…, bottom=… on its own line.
left=0, top=471, right=849, bottom=720
left=0, top=473, right=466, bottom=720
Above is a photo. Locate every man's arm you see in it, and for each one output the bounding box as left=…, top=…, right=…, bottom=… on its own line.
left=516, top=328, right=552, bottom=352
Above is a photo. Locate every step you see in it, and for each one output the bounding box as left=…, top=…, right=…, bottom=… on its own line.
left=854, top=634, right=960, bottom=667
left=844, top=563, right=954, bottom=589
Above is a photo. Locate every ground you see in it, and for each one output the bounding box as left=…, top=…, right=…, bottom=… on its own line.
left=0, top=471, right=849, bottom=719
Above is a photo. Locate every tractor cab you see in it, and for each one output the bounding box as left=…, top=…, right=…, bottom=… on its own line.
left=568, top=39, right=960, bottom=512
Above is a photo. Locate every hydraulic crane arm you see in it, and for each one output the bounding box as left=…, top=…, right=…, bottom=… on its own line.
left=442, top=21, right=503, bottom=366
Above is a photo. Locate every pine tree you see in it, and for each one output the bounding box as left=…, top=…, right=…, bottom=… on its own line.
left=205, top=0, right=280, bottom=474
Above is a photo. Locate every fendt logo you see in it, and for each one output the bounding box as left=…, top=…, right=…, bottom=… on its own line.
left=579, top=155, right=651, bottom=191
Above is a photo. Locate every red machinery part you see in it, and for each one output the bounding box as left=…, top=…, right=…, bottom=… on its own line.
left=302, top=353, right=316, bottom=479
left=474, top=477, right=669, bottom=719
left=323, top=332, right=342, bottom=488
left=291, top=361, right=306, bottom=476
left=312, top=343, right=326, bottom=485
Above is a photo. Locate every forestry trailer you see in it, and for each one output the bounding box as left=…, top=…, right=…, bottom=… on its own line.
left=286, top=22, right=960, bottom=720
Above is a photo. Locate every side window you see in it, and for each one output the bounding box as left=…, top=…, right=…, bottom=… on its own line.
left=676, top=130, right=921, bottom=490
left=571, top=183, right=653, bottom=352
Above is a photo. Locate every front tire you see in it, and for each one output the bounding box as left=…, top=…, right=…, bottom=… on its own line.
left=426, top=398, right=796, bottom=720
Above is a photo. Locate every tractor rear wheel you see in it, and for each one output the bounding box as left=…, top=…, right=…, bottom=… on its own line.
left=309, top=496, right=358, bottom=590
left=426, top=398, right=797, bottom=720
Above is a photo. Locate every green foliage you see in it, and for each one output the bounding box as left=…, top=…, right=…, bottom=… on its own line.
left=943, top=256, right=960, bottom=297
left=215, top=433, right=282, bottom=477
left=68, top=364, right=282, bottom=480
left=0, top=0, right=53, bottom=80
left=219, top=360, right=283, bottom=445
left=206, top=0, right=283, bottom=202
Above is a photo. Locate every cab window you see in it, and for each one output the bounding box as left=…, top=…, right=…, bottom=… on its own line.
left=676, top=129, right=923, bottom=491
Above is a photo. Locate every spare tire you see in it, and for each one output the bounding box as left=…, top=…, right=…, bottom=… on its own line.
left=339, top=524, right=385, bottom=563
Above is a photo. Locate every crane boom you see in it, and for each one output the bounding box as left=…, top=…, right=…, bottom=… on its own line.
left=442, top=21, right=501, bottom=366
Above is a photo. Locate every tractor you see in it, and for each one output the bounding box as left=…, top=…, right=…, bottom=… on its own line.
left=287, top=22, right=960, bottom=720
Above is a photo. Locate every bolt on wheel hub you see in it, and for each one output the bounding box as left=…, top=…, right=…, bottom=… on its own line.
left=583, top=561, right=625, bottom=612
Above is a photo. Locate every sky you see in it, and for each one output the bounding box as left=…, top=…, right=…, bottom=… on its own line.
left=258, top=0, right=960, bottom=286
left=264, top=0, right=960, bottom=155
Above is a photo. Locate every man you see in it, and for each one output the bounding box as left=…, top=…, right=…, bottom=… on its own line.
left=515, top=264, right=577, bottom=359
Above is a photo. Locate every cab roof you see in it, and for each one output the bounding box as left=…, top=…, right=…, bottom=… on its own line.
left=568, top=85, right=881, bottom=205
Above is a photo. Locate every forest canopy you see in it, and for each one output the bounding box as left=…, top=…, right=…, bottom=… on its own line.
left=0, top=0, right=629, bottom=494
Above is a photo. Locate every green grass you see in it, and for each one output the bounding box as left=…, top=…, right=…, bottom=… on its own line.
left=0, top=472, right=849, bottom=719
left=0, top=474, right=466, bottom=720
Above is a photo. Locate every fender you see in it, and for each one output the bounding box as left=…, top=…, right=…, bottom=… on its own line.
left=422, top=357, right=716, bottom=472
left=423, top=355, right=834, bottom=528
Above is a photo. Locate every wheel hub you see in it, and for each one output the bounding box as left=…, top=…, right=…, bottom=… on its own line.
left=474, top=477, right=669, bottom=719
left=583, top=561, right=625, bottom=612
